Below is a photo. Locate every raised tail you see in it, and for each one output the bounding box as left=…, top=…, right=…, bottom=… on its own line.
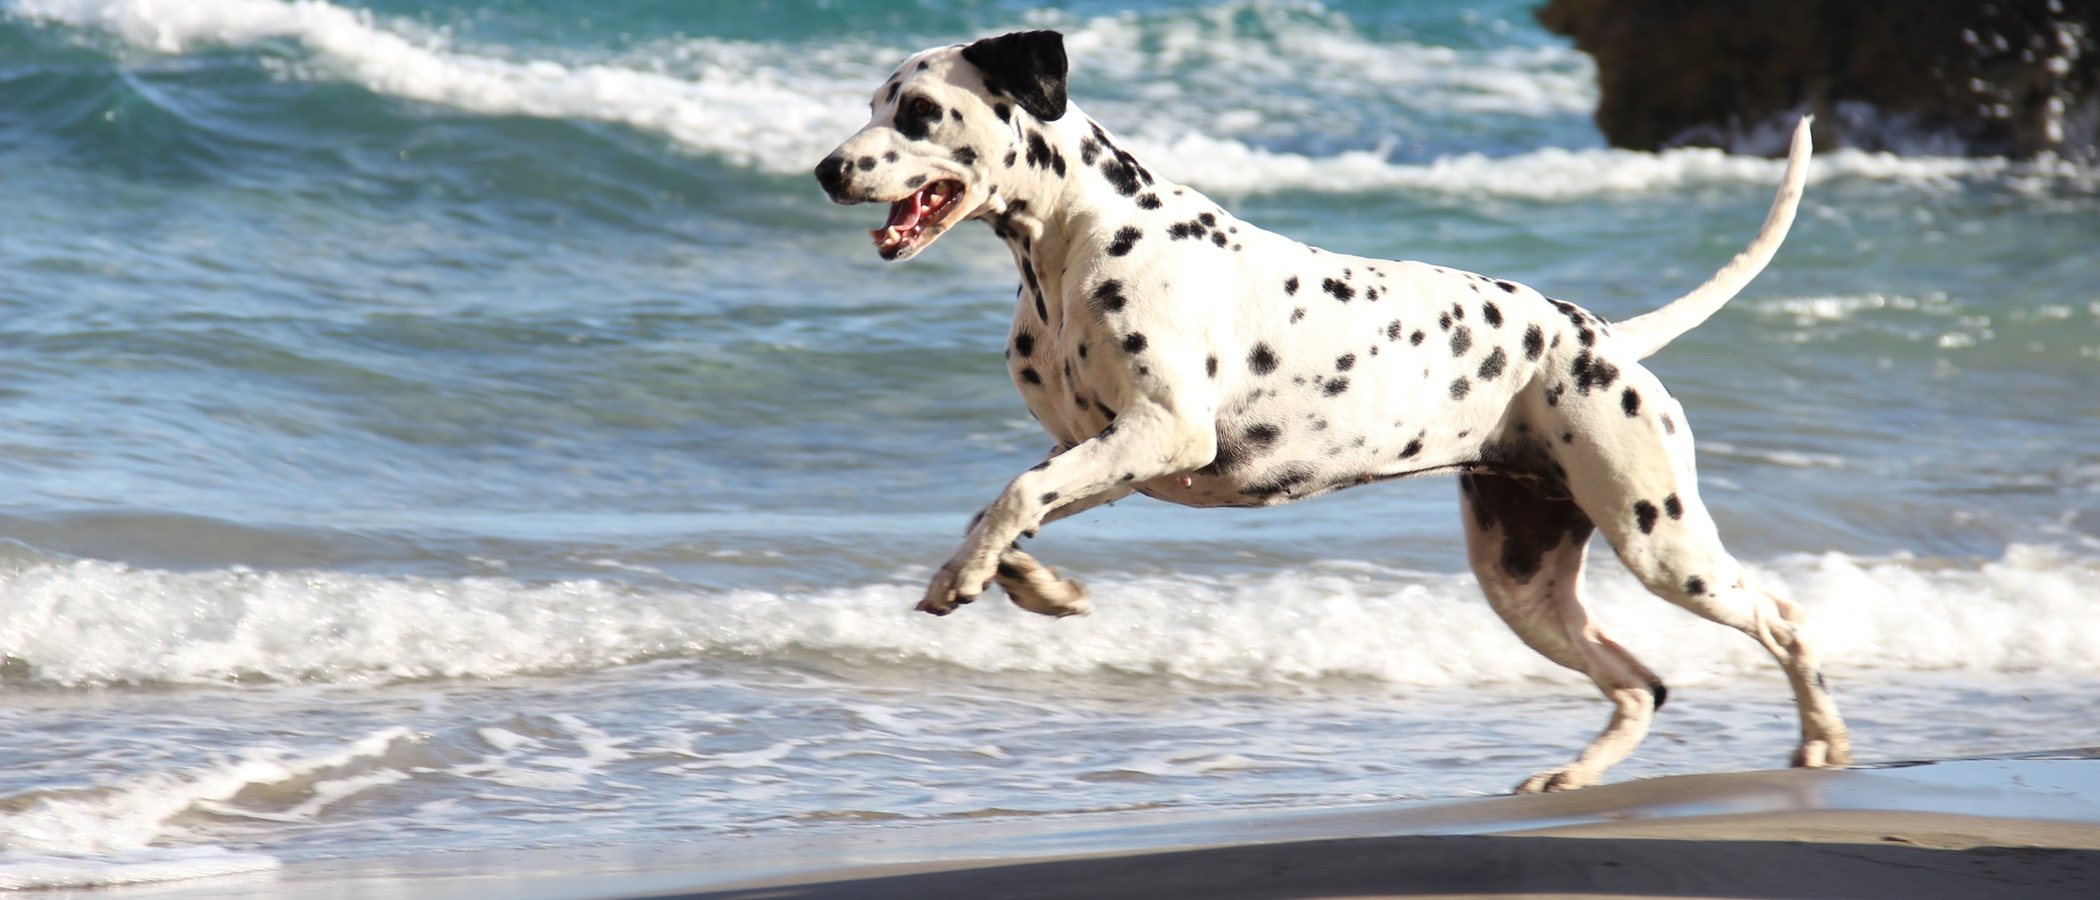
left=1613, top=116, right=1814, bottom=360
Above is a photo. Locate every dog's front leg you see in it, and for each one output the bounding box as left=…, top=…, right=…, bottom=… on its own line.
left=920, top=399, right=1215, bottom=614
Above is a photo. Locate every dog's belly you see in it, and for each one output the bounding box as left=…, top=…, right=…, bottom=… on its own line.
left=1135, top=396, right=1486, bottom=509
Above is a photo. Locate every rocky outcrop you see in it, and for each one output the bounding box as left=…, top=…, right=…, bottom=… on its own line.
left=1536, top=0, right=2098, bottom=161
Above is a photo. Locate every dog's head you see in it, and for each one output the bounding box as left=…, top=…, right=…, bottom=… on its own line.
left=814, top=31, right=1069, bottom=261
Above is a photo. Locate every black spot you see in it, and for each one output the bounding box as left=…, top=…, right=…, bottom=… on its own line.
left=1523, top=324, right=1544, bottom=360
left=1633, top=500, right=1659, bottom=534
left=1553, top=301, right=1590, bottom=330
left=1137, top=193, right=1162, bottom=209
left=1021, top=261, right=1042, bottom=300
left=1077, top=343, right=1089, bottom=359
left=1561, top=432, right=1574, bottom=444
left=1451, top=303, right=1466, bottom=321
left=1477, top=347, right=1506, bottom=380
left=1090, top=279, right=1127, bottom=313
left=1241, top=464, right=1316, bottom=500
left=1661, top=414, right=1677, bottom=435
left=1074, top=394, right=1090, bottom=410
left=1206, top=355, right=1218, bottom=377
left=1323, top=378, right=1350, bottom=396
left=1019, top=366, right=1042, bottom=385
left=1385, top=320, right=1404, bottom=341
left=904, top=174, right=927, bottom=188
left=1014, top=331, right=1035, bottom=356
left=1211, top=232, right=1228, bottom=247
left=1649, top=682, right=1669, bottom=710
left=1495, top=280, right=1519, bottom=293
left=1284, top=276, right=1300, bottom=296
left=1034, top=292, right=1047, bottom=323
left=1663, top=494, right=1683, bottom=520
left=1107, top=226, right=1142, bottom=257
left=1248, top=344, right=1279, bottom=375
left=856, top=156, right=876, bottom=171
left=1399, top=439, right=1423, bottom=458
left=1483, top=302, right=1503, bottom=327
left=1684, top=575, right=1707, bottom=596
left=1120, top=472, right=1135, bottom=482
left=1449, top=326, right=1472, bottom=357
left=1025, top=132, right=1052, bottom=168
left=1027, top=460, right=1050, bottom=472
left=1322, top=278, right=1354, bottom=302
left=1100, top=157, right=1141, bottom=196
left=1290, top=308, right=1306, bottom=324
left=1167, top=221, right=1198, bottom=240
left=950, top=109, right=963, bottom=122
left=1039, top=491, right=1059, bottom=504
left=1246, top=423, right=1281, bottom=446
left=994, top=102, right=1011, bottom=122
left=1050, top=150, right=1066, bottom=177
left=1122, top=333, right=1148, bottom=354
left=1578, top=328, right=1595, bottom=347
left=1410, top=330, right=1425, bottom=345
left=885, top=82, right=901, bottom=104
left=1621, top=388, right=1642, bottom=417
left=1449, top=377, right=1470, bottom=400
left=1570, top=350, right=1620, bottom=394
left=951, top=146, right=978, bottom=165
left=1079, top=137, right=1101, bottom=165
left=883, top=151, right=899, bottom=162
left=1438, top=312, right=1453, bottom=331
left=1335, top=353, right=1356, bottom=371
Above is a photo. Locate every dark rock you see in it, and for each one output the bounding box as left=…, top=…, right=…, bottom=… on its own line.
left=1537, top=0, right=2099, bottom=162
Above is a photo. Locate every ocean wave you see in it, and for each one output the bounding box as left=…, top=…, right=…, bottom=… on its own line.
left=2, top=545, right=2096, bottom=690
left=15, top=0, right=2075, bottom=199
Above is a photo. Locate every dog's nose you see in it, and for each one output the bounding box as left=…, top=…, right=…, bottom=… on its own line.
left=814, top=154, right=850, bottom=199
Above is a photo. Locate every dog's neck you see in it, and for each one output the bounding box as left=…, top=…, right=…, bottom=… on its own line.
left=975, top=108, right=1167, bottom=331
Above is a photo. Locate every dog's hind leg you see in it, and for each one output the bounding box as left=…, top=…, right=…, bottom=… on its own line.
left=1460, top=473, right=1665, bottom=793
left=1554, top=368, right=1853, bottom=771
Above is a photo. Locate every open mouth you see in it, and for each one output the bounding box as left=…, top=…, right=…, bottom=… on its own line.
left=871, top=179, right=964, bottom=259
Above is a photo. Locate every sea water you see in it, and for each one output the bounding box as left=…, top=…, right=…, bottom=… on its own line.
left=2, top=0, right=2097, bottom=889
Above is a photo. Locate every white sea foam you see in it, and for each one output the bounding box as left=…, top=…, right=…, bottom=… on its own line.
left=2, top=546, right=2096, bottom=691
left=11, top=0, right=2060, bottom=198
left=0, top=727, right=412, bottom=888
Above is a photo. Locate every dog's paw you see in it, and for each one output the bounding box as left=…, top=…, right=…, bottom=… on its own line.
left=918, top=560, right=995, bottom=616
left=1513, top=765, right=1598, bottom=794
left=1004, top=572, right=1091, bottom=618
left=1789, top=738, right=1853, bottom=769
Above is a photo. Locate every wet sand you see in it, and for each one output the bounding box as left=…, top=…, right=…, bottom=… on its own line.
left=100, top=752, right=2100, bottom=899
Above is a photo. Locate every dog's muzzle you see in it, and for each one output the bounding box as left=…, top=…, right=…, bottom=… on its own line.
left=814, top=154, right=852, bottom=202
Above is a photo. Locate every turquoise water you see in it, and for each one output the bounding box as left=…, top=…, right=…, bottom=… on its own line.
left=2, top=0, right=2098, bottom=889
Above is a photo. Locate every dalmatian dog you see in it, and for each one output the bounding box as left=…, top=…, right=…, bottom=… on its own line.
left=814, top=31, right=1851, bottom=792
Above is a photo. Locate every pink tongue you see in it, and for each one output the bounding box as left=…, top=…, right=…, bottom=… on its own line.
left=885, top=191, right=927, bottom=231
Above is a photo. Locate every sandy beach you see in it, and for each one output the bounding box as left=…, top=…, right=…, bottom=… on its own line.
left=80, top=751, right=2099, bottom=899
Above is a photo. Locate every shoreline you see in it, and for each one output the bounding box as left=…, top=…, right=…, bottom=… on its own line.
left=89, top=750, right=2100, bottom=899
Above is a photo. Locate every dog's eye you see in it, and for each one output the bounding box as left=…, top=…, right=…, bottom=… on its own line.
left=907, top=97, right=938, bottom=121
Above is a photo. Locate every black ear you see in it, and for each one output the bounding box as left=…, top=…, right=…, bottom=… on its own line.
left=962, top=31, right=1068, bottom=122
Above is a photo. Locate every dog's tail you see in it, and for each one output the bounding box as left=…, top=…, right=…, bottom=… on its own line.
left=1613, top=116, right=1813, bottom=360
